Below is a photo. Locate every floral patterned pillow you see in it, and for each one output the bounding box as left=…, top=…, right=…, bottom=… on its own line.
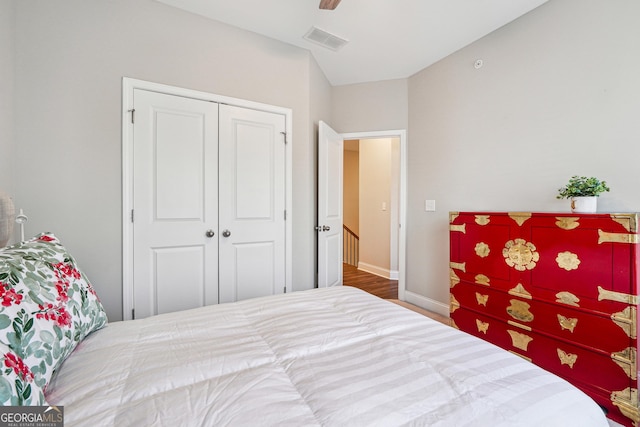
left=0, top=341, right=46, bottom=405
left=0, top=233, right=108, bottom=405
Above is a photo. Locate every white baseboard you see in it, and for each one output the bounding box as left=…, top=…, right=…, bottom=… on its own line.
left=403, top=290, right=450, bottom=318
left=357, top=262, right=397, bottom=280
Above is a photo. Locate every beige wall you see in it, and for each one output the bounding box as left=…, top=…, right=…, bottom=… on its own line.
left=359, top=138, right=393, bottom=274
left=0, top=0, right=13, bottom=195
left=343, top=146, right=359, bottom=235
left=331, top=79, right=409, bottom=133
left=407, top=0, right=640, bottom=313
left=10, top=0, right=330, bottom=320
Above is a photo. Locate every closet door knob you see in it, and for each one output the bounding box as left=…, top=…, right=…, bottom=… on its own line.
left=205, top=230, right=215, bottom=238
left=222, top=229, right=231, bottom=238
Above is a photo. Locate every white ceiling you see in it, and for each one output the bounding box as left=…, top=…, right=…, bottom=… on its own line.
left=156, top=0, right=549, bottom=86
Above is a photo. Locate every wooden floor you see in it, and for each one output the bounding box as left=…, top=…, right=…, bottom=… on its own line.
left=342, top=263, right=450, bottom=325
left=343, top=263, right=398, bottom=299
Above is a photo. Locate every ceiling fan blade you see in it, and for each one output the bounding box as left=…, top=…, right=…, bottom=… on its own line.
left=319, top=0, right=341, bottom=10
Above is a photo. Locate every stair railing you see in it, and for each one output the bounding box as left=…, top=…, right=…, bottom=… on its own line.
left=343, top=224, right=359, bottom=267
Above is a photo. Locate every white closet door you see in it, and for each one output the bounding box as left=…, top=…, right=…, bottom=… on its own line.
left=218, top=105, right=287, bottom=303
left=132, top=89, right=219, bottom=318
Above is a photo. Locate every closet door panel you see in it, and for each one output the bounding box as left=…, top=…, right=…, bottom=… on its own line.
left=132, top=89, right=219, bottom=318
left=218, top=105, right=287, bottom=304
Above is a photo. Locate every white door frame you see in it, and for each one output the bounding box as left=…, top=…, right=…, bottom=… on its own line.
left=340, top=129, right=407, bottom=301
left=121, top=77, right=293, bottom=320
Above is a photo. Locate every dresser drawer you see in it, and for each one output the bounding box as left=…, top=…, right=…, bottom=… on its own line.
left=450, top=307, right=634, bottom=396
left=449, top=213, right=517, bottom=290
left=529, top=221, right=636, bottom=306
left=451, top=280, right=634, bottom=353
left=450, top=213, right=638, bottom=312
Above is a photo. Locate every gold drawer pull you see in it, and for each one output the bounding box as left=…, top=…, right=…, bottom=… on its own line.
left=508, top=330, right=533, bottom=351
left=506, top=299, right=534, bottom=322
left=475, top=293, right=489, bottom=307
left=557, top=314, right=578, bottom=333
left=557, top=349, right=578, bottom=368
left=476, top=319, right=489, bottom=334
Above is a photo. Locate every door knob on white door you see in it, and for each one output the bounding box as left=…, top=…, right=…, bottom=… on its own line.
left=222, top=229, right=231, bottom=238
left=205, top=229, right=215, bottom=238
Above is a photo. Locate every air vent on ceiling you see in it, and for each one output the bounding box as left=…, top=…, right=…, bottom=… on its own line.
left=303, top=26, right=349, bottom=51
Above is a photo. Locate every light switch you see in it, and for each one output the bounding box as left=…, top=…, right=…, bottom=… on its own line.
left=382, top=202, right=387, bottom=211
left=425, top=200, right=436, bottom=212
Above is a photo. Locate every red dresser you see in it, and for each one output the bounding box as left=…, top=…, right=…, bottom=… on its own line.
left=449, top=212, right=639, bottom=426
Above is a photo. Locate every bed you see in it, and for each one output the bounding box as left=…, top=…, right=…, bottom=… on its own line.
left=1, top=234, right=609, bottom=426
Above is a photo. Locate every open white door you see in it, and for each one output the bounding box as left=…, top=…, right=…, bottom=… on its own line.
left=317, top=121, right=343, bottom=287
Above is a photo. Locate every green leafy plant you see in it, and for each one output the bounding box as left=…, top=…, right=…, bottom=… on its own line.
left=557, top=176, right=610, bottom=199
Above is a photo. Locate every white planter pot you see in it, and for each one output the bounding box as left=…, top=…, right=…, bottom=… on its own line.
left=570, top=196, right=597, bottom=213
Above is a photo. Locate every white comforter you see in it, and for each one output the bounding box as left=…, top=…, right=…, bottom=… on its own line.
left=47, top=287, right=608, bottom=426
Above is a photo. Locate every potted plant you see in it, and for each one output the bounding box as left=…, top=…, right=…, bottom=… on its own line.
left=556, top=175, right=610, bottom=213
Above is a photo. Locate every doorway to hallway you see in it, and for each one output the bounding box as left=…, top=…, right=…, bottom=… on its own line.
left=342, top=136, right=401, bottom=291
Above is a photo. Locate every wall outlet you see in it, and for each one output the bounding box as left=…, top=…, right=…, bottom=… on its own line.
left=425, top=200, right=436, bottom=212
